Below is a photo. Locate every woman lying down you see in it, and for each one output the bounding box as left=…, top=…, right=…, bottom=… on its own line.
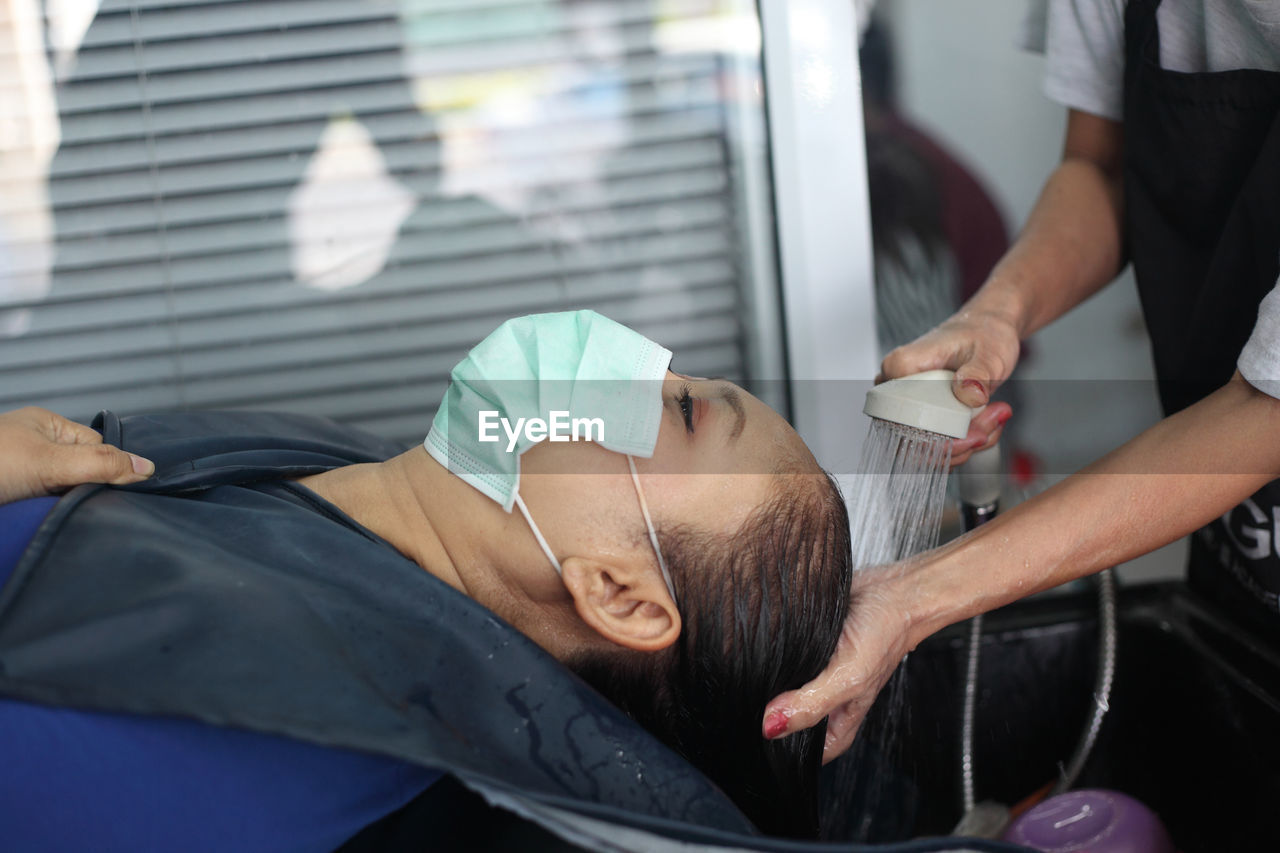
left=0, top=311, right=853, bottom=850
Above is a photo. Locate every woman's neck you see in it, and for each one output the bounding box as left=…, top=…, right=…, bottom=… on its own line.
left=297, top=455, right=464, bottom=591
left=295, top=449, right=587, bottom=656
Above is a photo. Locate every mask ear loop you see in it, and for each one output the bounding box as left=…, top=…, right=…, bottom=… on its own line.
left=514, top=491, right=562, bottom=575
left=515, top=461, right=677, bottom=609
left=627, top=455, right=678, bottom=607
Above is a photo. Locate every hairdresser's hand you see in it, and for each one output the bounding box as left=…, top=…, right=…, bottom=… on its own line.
left=879, top=306, right=1022, bottom=404
left=878, top=308, right=1020, bottom=466
left=0, top=407, right=155, bottom=505
left=949, top=402, right=1012, bottom=468
left=761, top=571, right=915, bottom=763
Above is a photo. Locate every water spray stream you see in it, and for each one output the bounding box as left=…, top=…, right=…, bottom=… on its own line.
left=821, top=372, right=962, bottom=841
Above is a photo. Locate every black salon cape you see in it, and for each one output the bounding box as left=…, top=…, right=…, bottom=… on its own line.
left=0, top=412, right=1022, bottom=853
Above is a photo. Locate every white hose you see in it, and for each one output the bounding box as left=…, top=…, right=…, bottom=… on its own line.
left=960, top=610, right=983, bottom=814
left=958, top=565, right=1118, bottom=812
left=1053, top=566, right=1118, bottom=795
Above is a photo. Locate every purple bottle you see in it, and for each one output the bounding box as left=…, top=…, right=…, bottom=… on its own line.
left=1001, top=789, right=1175, bottom=853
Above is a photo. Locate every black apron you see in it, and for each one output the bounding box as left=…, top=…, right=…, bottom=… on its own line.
left=1123, top=0, right=1280, bottom=617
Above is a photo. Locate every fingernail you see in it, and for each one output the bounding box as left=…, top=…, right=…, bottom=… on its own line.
left=961, top=378, right=988, bottom=399
left=130, top=454, right=155, bottom=476
left=763, top=711, right=789, bottom=739
left=996, top=409, right=1012, bottom=426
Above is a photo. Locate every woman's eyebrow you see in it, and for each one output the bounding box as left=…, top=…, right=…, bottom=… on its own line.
left=720, top=385, right=746, bottom=442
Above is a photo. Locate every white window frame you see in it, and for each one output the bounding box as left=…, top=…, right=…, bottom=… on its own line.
left=759, top=0, right=878, bottom=478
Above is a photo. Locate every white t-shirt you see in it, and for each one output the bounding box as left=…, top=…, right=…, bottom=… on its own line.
left=1022, top=0, right=1280, bottom=397
left=1241, top=281, right=1280, bottom=396
left=1030, top=0, right=1280, bottom=121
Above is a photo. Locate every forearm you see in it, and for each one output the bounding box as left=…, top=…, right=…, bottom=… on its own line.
left=901, top=375, right=1280, bottom=645
left=959, top=112, right=1126, bottom=340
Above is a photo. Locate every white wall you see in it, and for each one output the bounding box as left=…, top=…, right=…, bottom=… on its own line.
left=889, top=0, right=1062, bottom=229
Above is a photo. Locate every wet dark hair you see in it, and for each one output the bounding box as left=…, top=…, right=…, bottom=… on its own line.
left=569, top=472, right=853, bottom=837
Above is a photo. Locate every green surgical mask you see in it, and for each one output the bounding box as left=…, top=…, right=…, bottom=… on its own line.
left=424, top=310, right=676, bottom=602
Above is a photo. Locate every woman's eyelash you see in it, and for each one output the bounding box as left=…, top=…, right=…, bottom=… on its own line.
left=678, top=384, right=695, bottom=433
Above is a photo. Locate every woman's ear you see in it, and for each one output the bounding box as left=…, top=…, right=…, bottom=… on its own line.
left=561, top=556, right=681, bottom=652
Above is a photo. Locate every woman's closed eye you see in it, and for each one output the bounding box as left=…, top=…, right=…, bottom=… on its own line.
left=678, top=384, right=696, bottom=434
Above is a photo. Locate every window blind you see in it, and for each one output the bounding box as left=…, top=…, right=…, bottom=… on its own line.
left=0, top=0, right=780, bottom=447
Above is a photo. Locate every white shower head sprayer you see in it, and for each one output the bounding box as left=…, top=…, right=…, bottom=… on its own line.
left=862, top=368, right=975, bottom=440
left=863, top=368, right=1000, bottom=507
